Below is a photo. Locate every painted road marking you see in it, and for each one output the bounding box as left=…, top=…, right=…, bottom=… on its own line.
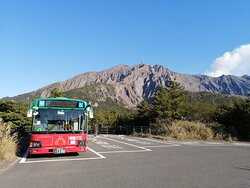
left=0, top=158, right=20, bottom=174
left=19, top=147, right=105, bottom=164
left=20, top=147, right=30, bottom=163
left=132, top=136, right=181, bottom=146
left=135, top=137, right=170, bottom=144
left=99, top=150, right=150, bottom=154
left=99, top=144, right=181, bottom=153
left=96, top=136, right=183, bottom=154
left=119, top=137, right=151, bottom=145
left=107, top=135, right=250, bottom=147
left=108, top=135, right=181, bottom=147
left=87, top=147, right=106, bottom=159
left=101, top=137, right=151, bottom=151
left=144, top=144, right=181, bottom=148
left=91, top=138, right=123, bottom=149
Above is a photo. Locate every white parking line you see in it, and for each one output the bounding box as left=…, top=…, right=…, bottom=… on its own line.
left=134, top=137, right=173, bottom=144
left=0, top=157, right=20, bottom=174
left=23, top=156, right=104, bottom=164
left=20, top=147, right=30, bottom=163
left=145, top=144, right=181, bottom=148
left=109, top=135, right=250, bottom=147
left=109, top=135, right=182, bottom=146
left=101, top=137, right=151, bottom=151
left=19, top=147, right=105, bottom=164
left=95, top=137, right=181, bottom=154
left=91, top=138, right=123, bottom=149
left=87, top=147, right=106, bottom=158
left=99, top=150, right=150, bottom=154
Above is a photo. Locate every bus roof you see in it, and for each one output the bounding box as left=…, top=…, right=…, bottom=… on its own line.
left=33, top=97, right=86, bottom=103
left=30, top=97, right=89, bottom=110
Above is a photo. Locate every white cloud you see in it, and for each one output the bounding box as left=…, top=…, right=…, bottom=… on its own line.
left=205, top=44, right=250, bottom=77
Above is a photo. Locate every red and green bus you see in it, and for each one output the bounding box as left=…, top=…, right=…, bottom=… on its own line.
left=27, top=97, right=93, bottom=155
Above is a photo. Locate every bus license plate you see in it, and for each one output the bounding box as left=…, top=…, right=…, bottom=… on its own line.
left=54, top=148, right=66, bottom=154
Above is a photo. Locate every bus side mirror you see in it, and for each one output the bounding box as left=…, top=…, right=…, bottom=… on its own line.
left=89, top=110, right=93, bottom=119
left=86, top=105, right=93, bottom=119
left=27, top=109, right=32, bottom=117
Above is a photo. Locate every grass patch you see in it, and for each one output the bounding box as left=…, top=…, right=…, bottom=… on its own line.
left=0, top=122, right=17, bottom=160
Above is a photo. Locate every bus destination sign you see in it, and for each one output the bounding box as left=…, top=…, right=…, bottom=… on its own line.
left=38, top=100, right=84, bottom=108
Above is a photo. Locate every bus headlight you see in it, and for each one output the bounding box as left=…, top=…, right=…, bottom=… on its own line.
left=30, top=141, right=42, bottom=148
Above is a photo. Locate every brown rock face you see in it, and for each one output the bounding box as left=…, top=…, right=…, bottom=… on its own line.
left=4, top=63, right=250, bottom=107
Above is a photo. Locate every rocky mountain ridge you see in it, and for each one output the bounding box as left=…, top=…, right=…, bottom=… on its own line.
left=3, top=63, right=250, bottom=107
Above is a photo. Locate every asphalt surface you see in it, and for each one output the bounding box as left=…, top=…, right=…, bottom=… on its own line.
left=1, top=135, right=250, bottom=188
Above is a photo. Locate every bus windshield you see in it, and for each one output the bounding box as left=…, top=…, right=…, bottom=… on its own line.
left=32, top=109, right=85, bottom=133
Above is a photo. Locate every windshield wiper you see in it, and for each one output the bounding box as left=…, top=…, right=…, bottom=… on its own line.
left=41, top=123, right=50, bottom=132
left=46, top=124, right=58, bottom=132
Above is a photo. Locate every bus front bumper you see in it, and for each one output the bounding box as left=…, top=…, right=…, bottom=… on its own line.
left=29, top=146, right=87, bottom=155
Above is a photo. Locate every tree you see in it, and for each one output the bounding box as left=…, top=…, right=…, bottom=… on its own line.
left=152, top=88, right=171, bottom=119
left=149, top=80, right=188, bottom=134
left=183, top=102, right=216, bottom=122
left=0, top=101, right=31, bottom=136
left=215, top=99, right=250, bottom=140
left=50, top=87, right=64, bottom=98
left=137, top=100, right=150, bottom=117
left=137, top=100, right=151, bottom=126
left=152, top=80, right=187, bottom=120
left=168, top=80, right=187, bottom=119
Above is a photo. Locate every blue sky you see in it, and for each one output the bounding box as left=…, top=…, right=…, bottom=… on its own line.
left=1, top=0, right=250, bottom=98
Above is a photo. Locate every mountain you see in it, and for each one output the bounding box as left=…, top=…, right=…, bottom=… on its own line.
left=2, top=63, right=250, bottom=107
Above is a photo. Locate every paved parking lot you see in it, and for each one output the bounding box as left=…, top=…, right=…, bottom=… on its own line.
left=1, top=135, right=250, bottom=188
left=19, top=135, right=181, bottom=164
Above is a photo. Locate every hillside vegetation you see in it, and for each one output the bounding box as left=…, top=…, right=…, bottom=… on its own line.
left=0, top=101, right=31, bottom=160
left=90, top=81, right=250, bottom=141
left=64, top=83, right=124, bottom=108
left=0, top=82, right=249, bottom=160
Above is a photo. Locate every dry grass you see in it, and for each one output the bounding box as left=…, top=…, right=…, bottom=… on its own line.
left=134, top=120, right=214, bottom=141
left=0, top=122, right=17, bottom=160
left=168, top=120, right=213, bottom=140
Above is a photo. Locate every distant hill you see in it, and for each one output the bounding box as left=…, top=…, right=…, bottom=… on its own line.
left=2, top=63, right=250, bottom=107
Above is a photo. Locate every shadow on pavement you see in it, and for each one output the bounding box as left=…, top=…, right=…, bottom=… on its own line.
left=17, top=135, right=30, bottom=158
left=26, top=152, right=79, bottom=159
